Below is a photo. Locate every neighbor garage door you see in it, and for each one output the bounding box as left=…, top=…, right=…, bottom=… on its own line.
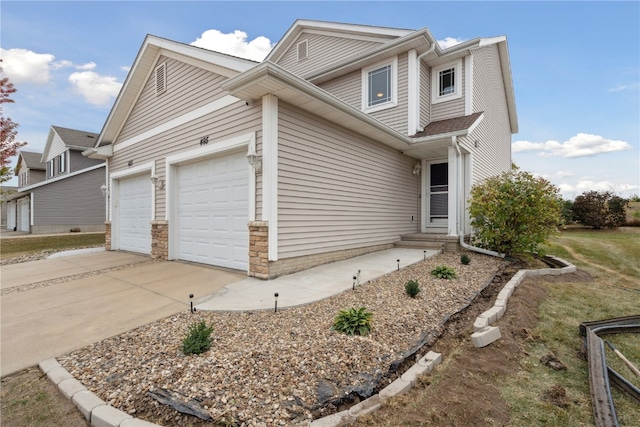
left=117, top=174, right=152, bottom=254
left=7, top=202, right=16, bottom=230
left=17, top=198, right=30, bottom=232
left=177, top=151, right=248, bottom=270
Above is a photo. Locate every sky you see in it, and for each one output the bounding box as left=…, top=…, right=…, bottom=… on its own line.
left=1, top=1, right=638, bottom=199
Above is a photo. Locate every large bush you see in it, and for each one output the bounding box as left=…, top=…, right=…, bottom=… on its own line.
left=571, top=190, right=628, bottom=229
left=468, top=167, right=562, bottom=256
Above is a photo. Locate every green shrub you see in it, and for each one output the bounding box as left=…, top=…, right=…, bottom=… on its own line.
left=182, top=320, right=214, bottom=355
left=332, top=307, right=373, bottom=336
left=572, top=190, right=628, bottom=229
left=460, top=254, right=471, bottom=265
left=405, top=280, right=420, bottom=298
left=431, top=265, right=457, bottom=279
left=469, top=166, right=562, bottom=256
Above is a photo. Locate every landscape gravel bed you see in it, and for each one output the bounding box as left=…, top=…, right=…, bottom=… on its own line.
left=58, top=252, right=507, bottom=426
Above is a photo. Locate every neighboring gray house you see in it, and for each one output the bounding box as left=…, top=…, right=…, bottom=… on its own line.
left=7, top=126, right=106, bottom=234
left=1, top=185, right=18, bottom=229
left=85, top=20, right=518, bottom=279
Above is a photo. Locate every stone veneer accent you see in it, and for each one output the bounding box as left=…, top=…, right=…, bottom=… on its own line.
left=248, top=221, right=269, bottom=279
left=151, top=220, right=168, bottom=260
left=104, top=221, right=111, bottom=250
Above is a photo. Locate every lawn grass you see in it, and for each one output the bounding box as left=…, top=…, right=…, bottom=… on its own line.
left=0, top=233, right=105, bottom=260
left=501, top=227, right=640, bottom=426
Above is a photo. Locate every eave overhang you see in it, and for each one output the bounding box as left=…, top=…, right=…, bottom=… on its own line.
left=83, top=145, right=113, bottom=160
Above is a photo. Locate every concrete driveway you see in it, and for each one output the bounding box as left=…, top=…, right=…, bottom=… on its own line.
left=0, top=250, right=245, bottom=377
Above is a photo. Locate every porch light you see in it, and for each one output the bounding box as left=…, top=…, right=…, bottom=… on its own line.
left=247, top=153, right=262, bottom=172
left=100, top=184, right=108, bottom=197
left=150, top=175, right=165, bottom=190
left=412, top=162, right=422, bottom=176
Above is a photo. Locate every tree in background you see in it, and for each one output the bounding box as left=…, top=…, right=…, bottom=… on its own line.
left=571, top=190, right=628, bottom=229
left=1, top=60, right=26, bottom=183
left=468, top=166, right=562, bottom=256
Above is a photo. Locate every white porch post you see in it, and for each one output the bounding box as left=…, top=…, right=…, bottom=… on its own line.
left=447, top=146, right=458, bottom=237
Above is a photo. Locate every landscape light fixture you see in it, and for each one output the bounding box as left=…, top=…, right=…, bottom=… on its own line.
left=397, top=259, right=400, bottom=271
left=189, top=294, right=195, bottom=313
left=274, top=292, right=279, bottom=313
left=353, top=275, right=357, bottom=290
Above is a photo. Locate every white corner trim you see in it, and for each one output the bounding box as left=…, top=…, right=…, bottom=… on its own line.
left=113, top=95, right=240, bottom=152
left=262, top=94, right=278, bottom=261
left=407, top=49, right=418, bottom=135
left=465, top=55, right=473, bottom=115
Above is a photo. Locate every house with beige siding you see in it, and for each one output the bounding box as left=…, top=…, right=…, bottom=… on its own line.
left=86, top=20, right=517, bottom=279
left=7, top=126, right=106, bottom=233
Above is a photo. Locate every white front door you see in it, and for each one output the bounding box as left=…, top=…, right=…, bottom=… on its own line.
left=117, top=174, right=152, bottom=254
left=17, top=198, right=30, bottom=232
left=426, top=161, right=448, bottom=229
left=176, top=151, right=248, bottom=270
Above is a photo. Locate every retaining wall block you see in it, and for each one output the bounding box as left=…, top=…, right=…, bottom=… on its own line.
left=46, top=366, right=73, bottom=385
left=495, top=305, right=506, bottom=320
left=474, top=316, right=489, bottom=331
left=471, top=326, right=502, bottom=348
left=348, top=394, right=381, bottom=418
left=424, top=351, right=442, bottom=365
left=72, top=390, right=106, bottom=421
left=57, top=377, right=87, bottom=399
left=401, top=362, right=432, bottom=384
left=379, top=377, right=413, bottom=400
left=497, top=288, right=512, bottom=300
left=91, top=404, right=133, bottom=427
left=39, top=358, right=61, bottom=374
left=563, top=265, right=577, bottom=273
left=309, top=410, right=355, bottom=426
left=512, top=270, right=527, bottom=283
left=494, top=298, right=507, bottom=308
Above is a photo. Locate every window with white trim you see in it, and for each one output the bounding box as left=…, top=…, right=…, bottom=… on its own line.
left=58, top=153, right=66, bottom=173
left=48, top=159, right=55, bottom=178
left=362, top=57, right=398, bottom=113
left=431, top=59, right=462, bottom=104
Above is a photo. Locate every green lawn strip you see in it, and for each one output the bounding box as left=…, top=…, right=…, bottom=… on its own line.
left=0, top=233, right=105, bottom=259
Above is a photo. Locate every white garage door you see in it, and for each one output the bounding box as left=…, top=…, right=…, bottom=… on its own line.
left=177, top=151, right=248, bottom=270
left=18, top=198, right=30, bottom=232
left=117, top=174, right=152, bottom=254
left=7, top=202, right=16, bottom=230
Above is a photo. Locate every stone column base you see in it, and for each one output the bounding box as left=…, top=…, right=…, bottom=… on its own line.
left=248, top=221, right=269, bottom=279
left=104, top=221, right=112, bottom=251
left=151, top=220, right=169, bottom=260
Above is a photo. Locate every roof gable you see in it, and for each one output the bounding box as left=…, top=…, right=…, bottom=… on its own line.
left=42, top=126, right=99, bottom=162
left=96, top=35, right=257, bottom=147
left=17, top=151, right=45, bottom=171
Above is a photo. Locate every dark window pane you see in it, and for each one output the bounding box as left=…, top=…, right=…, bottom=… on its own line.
left=369, top=65, right=391, bottom=106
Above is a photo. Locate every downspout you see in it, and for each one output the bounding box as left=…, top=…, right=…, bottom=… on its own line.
left=413, top=43, right=436, bottom=133
left=452, top=136, right=505, bottom=258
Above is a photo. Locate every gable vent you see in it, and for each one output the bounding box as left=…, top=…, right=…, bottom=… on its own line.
left=155, top=62, right=167, bottom=95
left=297, top=40, right=308, bottom=61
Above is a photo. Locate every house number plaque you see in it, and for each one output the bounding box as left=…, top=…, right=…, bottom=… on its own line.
left=199, top=136, right=209, bottom=146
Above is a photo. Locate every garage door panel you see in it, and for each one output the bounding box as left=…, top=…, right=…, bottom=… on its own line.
left=118, top=174, right=151, bottom=254
left=177, top=152, right=248, bottom=270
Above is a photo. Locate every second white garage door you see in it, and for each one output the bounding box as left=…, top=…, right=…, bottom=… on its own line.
left=177, top=151, right=248, bottom=270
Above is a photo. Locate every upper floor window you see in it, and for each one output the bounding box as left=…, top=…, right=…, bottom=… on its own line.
left=432, top=59, right=463, bottom=104
left=362, top=57, right=397, bottom=113
left=47, top=159, right=55, bottom=178
left=58, top=153, right=66, bottom=173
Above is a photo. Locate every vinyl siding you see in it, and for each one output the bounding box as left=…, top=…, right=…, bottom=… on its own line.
left=70, top=150, right=103, bottom=173
left=31, top=166, right=105, bottom=226
left=118, top=56, right=230, bottom=142
left=468, top=45, right=512, bottom=182
left=319, top=53, right=409, bottom=135
left=276, top=33, right=382, bottom=77
left=277, top=102, right=419, bottom=259
left=46, top=133, right=67, bottom=161
left=419, top=61, right=430, bottom=128
left=431, top=61, right=466, bottom=122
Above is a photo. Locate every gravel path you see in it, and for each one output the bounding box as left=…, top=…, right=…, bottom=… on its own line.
left=57, top=252, right=506, bottom=426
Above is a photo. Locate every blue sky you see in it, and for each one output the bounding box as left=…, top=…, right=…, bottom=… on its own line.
left=1, top=1, right=638, bottom=198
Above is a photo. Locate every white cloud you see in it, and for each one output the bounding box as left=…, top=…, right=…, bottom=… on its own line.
left=68, top=71, right=122, bottom=106
left=1, top=48, right=56, bottom=84
left=512, top=133, right=632, bottom=158
left=609, top=82, right=639, bottom=92
left=556, top=179, right=639, bottom=198
left=438, top=37, right=465, bottom=49
left=191, top=29, right=273, bottom=62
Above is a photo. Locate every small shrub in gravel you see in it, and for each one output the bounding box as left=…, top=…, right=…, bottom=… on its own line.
left=404, top=280, right=420, bottom=298
left=461, top=254, right=471, bottom=265
left=332, top=307, right=373, bottom=336
left=431, top=265, right=457, bottom=279
left=182, top=320, right=214, bottom=355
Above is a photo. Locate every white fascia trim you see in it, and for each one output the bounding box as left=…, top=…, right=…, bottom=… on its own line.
left=19, top=163, right=106, bottom=192
left=262, top=94, right=278, bottom=261
left=164, top=132, right=255, bottom=260
left=465, top=55, right=473, bottom=116
left=114, top=95, right=240, bottom=153
left=408, top=49, right=418, bottom=135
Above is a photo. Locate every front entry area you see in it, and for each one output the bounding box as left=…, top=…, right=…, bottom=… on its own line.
left=176, top=151, right=249, bottom=270
left=426, top=161, right=448, bottom=230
